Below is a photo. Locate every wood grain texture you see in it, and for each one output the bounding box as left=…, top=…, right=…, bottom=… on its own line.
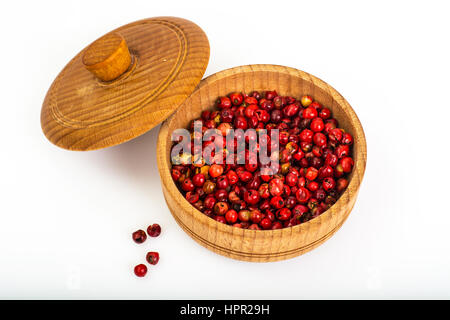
left=157, top=64, right=367, bottom=262
left=41, top=17, right=210, bottom=151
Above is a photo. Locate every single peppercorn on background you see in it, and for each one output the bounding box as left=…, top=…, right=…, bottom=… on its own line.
left=1, top=0, right=450, bottom=299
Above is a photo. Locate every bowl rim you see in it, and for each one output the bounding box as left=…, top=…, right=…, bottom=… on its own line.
left=157, top=64, right=367, bottom=238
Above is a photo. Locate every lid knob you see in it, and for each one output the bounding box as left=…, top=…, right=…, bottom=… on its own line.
left=82, top=32, right=132, bottom=82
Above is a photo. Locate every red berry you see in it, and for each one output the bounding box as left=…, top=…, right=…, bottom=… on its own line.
left=171, top=169, right=181, bottom=182
left=269, top=178, right=284, bottom=196
left=259, top=99, right=274, bottom=111
left=245, top=97, right=258, bottom=105
left=132, top=230, right=147, bottom=244
left=146, top=252, right=160, bottom=265
left=237, top=170, right=253, bottom=182
left=303, top=106, right=318, bottom=119
left=336, top=178, right=349, bottom=192
left=283, top=103, right=300, bottom=117
left=307, top=181, right=319, bottom=192
left=255, top=109, right=270, bottom=123
left=285, top=196, right=297, bottom=209
left=312, top=146, right=322, bottom=157
left=310, top=118, right=324, bottom=132
left=270, top=196, right=285, bottom=209
left=289, top=167, right=300, bottom=177
left=335, top=164, right=345, bottom=178
left=299, top=129, right=314, bottom=143
left=293, top=204, right=308, bottom=217
left=329, top=128, right=343, bottom=143
left=327, top=118, right=338, bottom=127
left=244, top=189, right=260, bottom=205
left=271, top=221, right=283, bottom=229
left=285, top=173, right=298, bottom=187
left=185, top=191, right=200, bottom=204
left=248, top=223, right=261, bottom=230
left=273, top=96, right=285, bottom=109
left=244, top=104, right=259, bottom=118
left=225, top=210, right=238, bottom=223
left=249, top=210, right=262, bottom=224
left=325, top=153, right=338, bottom=167
left=271, top=109, right=283, bottom=123
left=265, top=210, right=276, bottom=222
left=260, top=217, right=273, bottom=229
left=319, top=107, right=331, bottom=119
left=216, top=176, right=229, bottom=189
left=201, top=110, right=211, bottom=121
left=234, top=116, right=248, bottom=130
left=295, top=187, right=311, bottom=203
left=283, top=185, right=291, bottom=197
left=335, top=144, right=350, bottom=159
left=309, top=101, right=322, bottom=109
left=279, top=131, right=290, bottom=145
left=204, top=195, right=217, bottom=209
left=192, top=173, right=206, bottom=187
left=324, top=121, right=336, bottom=134
left=238, top=210, right=251, bottom=222
left=147, top=224, right=161, bottom=237
left=220, top=108, right=234, bottom=123
left=260, top=172, right=272, bottom=182
left=305, top=167, right=319, bottom=181
left=285, top=142, right=299, bottom=154
left=293, top=150, right=305, bottom=161
left=300, top=95, right=313, bottom=107
left=181, top=178, right=195, bottom=192
left=217, top=122, right=233, bottom=135
left=342, top=133, right=354, bottom=145
left=245, top=162, right=258, bottom=172
left=322, top=177, right=336, bottom=191
left=314, top=189, right=327, bottom=202
left=298, top=176, right=306, bottom=187
left=276, top=208, right=292, bottom=221
left=217, top=96, right=232, bottom=109
left=265, top=90, right=278, bottom=100
left=215, top=215, right=227, bottom=224
left=134, top=264, right=147, bottom=277
left=215, top=189, right=228, bottom=202
left=313, top=132, right=327, bottom=147
left=258, top=183, right=270, bottom=199
left=209, top=164, right=224, bottom=178
left=214, top=201, right=229, bottom=215
left=319, top=165, right=334, bottom=179
left=226, top=170, right=239, bottom=185
left=246, top=174, right=261, bottom=190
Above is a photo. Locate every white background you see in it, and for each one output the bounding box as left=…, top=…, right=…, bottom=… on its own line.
left=1, top=0, right=449, bottom=299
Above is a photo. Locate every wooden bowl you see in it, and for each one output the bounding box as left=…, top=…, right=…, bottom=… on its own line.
left=157, top=64, right=367, bottom=262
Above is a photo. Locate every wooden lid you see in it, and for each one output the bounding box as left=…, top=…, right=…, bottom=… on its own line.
left=41, top=17, right=210, bottom=150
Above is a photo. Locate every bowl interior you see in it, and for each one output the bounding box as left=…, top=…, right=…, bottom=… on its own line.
left=158, top=64, right=366, bottom=233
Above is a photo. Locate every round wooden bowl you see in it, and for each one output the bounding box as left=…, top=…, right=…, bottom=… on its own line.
left=157, top=64, right=367, bottom=262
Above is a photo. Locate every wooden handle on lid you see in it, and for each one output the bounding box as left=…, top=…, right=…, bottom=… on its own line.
left=82, top=33, right=131, bottom=81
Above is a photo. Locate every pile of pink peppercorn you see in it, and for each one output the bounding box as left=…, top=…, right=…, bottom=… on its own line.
left=170, top=91, right=354, bottom=230
left=132, top=224, right=161, bottom=277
